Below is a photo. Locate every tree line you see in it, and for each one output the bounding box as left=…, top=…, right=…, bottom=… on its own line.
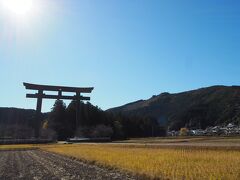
left=44, top=100, right=166, bottom=140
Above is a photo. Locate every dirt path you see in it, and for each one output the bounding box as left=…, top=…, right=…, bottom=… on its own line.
left=0, top=150, right=136, bottom=180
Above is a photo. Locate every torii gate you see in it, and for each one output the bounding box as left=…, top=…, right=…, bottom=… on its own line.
left=23, top=82, right=94, bottom=138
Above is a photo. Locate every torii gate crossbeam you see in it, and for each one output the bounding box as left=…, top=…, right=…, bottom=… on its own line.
left=23, top=82, right=94, bottom=138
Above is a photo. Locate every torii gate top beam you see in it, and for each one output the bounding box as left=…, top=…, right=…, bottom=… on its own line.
left=23, top=82, right=94, bottom=93
left=23, top=82, right=94, bottom=138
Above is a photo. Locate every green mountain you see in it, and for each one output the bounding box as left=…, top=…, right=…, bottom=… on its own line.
left=107, top=86, right=240, bottom=130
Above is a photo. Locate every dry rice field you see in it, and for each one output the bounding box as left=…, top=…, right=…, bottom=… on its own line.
left=41, top=137, right=240, bottom=180
left=1, top=137, right=240, bottom=179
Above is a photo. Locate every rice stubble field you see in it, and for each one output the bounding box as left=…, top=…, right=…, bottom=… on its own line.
left=1, top=137, right=240, bottom=179
left=42, top=143, right=240, bottom=179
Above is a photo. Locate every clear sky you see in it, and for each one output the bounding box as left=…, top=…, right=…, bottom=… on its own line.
left=0, top=0, right=240, bottom=112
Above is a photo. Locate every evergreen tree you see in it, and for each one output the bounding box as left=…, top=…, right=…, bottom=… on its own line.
left=48, top=100, right=166, bottom=140
left=48, top=100, right=67, bottom=140
left=65, top=100, right=77, bottom=137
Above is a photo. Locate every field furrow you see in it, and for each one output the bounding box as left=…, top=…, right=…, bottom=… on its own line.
left=0, top=150, right=136, bottom=180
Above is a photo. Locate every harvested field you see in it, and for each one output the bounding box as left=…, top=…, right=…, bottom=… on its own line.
left=1, top=137, right=240, bottom=179
left=113, top=136, right=240, bottom=150
left=117, top=136, right=240, bottom=145
left=0, top=149, right=136, bottom=180
left=43, top=144, right=240, bottom=179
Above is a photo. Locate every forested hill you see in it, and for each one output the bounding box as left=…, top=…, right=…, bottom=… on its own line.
left=107, top=86, right=240, bottom=130
left=0, top=108, right=47, bottom=127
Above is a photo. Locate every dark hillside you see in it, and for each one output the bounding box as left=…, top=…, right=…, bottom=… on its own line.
left=108, top=86, right=240, bottom=130
left=0, top=108, right=47, bottom=138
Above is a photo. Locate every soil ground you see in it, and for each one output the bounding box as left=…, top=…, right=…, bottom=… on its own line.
left=0, top=149, right=136, bottom=180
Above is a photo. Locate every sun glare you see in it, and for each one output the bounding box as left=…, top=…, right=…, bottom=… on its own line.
left=1, top=0, right=34, bottom=16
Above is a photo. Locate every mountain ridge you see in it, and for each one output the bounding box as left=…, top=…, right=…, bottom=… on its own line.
left=107, top=85, right=240, bottom=130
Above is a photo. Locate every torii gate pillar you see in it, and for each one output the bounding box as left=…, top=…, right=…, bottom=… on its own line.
left=23, top=82, right=93, bottom=139
left=76, top=92, right=81, bottom=130
left=35, top=90, right=43, bottom=138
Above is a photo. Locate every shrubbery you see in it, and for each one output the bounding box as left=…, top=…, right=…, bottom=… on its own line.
left=75, top=124, right=113, bottom=138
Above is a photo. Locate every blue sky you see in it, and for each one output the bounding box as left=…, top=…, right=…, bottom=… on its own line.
left=0, top=0, right=240, bottom=112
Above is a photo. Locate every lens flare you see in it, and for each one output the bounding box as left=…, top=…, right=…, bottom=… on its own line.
left=1, top=0, right=33, bottom=16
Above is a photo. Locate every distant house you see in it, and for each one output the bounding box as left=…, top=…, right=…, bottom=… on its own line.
left=167, top=122, right=240, bottom=137
left=167, top=130, right=179, bottom=136
left=225, top=123, right=239, bottom=135
left=227, top=123, right=236, bottom=129
left=189, top=129, right=205, bottom=136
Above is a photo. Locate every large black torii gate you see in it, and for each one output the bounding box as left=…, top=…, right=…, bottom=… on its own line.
left=23, top=82, right=94, bottom=138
